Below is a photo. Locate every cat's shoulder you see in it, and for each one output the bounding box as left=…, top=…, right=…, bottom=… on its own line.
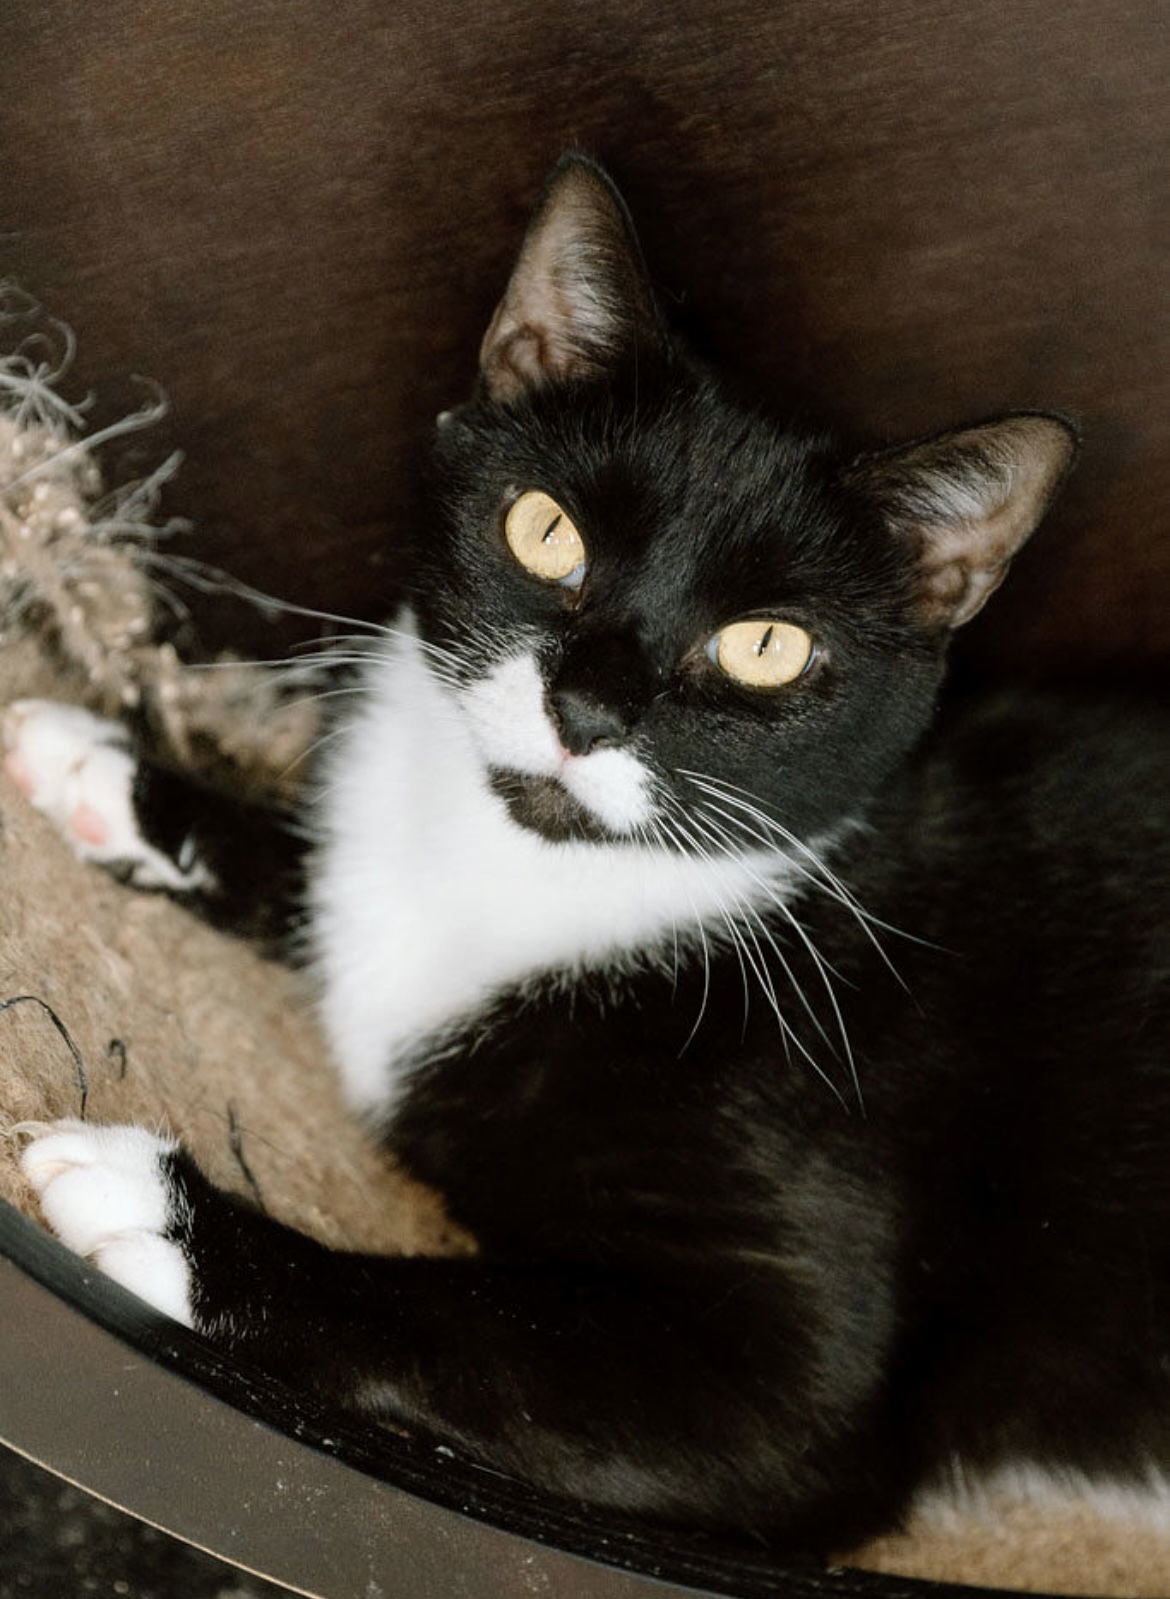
left=936, top=680, right=1170, bottom=785
left=897, top=680, right=1169, bottom=864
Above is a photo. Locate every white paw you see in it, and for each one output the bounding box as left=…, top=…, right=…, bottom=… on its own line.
left=19, top=1119, right=194, bottom=1326
left=2, top=699, right=209, bottom=891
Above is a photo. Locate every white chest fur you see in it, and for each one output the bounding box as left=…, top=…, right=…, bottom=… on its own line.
left=307, top=618, right=793, bottom=1115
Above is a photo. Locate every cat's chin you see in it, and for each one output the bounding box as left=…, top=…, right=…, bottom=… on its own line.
left=487, top=769, right=616, bottom=845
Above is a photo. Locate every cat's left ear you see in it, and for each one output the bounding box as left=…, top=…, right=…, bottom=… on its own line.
left=479, top=154, right=666, bottom=402
left=851, top=414, right=1079, bottom=629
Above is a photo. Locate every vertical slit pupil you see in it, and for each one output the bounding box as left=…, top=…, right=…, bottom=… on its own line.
left=756, top=624, right=775, bottom=656
left=542, top=514, right=563, bottom=544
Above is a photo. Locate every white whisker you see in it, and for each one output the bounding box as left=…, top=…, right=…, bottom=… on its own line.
left=659, top=797, right=848, bottom=1105
left=655, top=809, right=752, bottom=1042
left=660, top=772, right=875, bottom=1105
left=276, top=722, right=354, bottom=784
left=684, top=803, right=843, bottom=1063
left=130, top=550, right=466, bottom=680
left=678, top=787, right=864, bottom=1110
left=677, top=769, right=926, bottom=992
left=649, top=812, right=713, bottom=1053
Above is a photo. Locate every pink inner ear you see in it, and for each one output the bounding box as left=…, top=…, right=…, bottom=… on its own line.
left=917, top=555, right=1011, bottom=631
left=914, top=502, right=1025, bottom=629
left=480, top=316, right=552, bottom=403
left=859, top=414, right=1077, bottom=632
left=478, top=158, right=662, bottom=403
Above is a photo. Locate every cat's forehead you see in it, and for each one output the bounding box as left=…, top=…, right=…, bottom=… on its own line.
left=447, top=374, right=891, bottom=627
left=518, top=382, right=842, bottom=559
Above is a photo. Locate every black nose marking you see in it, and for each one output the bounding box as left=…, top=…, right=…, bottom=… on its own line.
left=548, top=687, right=629, bottom=756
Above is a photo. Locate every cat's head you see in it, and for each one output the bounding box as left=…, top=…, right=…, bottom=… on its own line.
left=415, top=155, right=1076, bottom=856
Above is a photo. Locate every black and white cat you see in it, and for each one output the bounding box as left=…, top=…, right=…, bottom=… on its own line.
left=10, top=155, right=1170, bottom=1553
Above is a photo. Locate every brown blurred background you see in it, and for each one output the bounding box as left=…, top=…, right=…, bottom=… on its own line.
left=2, top=0, right=1167, bottom=674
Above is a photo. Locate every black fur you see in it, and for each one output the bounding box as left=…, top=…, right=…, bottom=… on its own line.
left=128, top=760, right=303, bottom=943
left=79, top=158, right=1170, bottom=1554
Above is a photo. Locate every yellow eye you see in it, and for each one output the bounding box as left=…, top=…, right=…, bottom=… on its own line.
left=504, top=490, right=587, bottom=586
left=710, top=619, right=815, bottom=689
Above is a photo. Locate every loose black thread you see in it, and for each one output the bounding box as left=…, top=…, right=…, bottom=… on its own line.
left=226, top=1101, right=265, bottom=1211
left=0, top=994, right=90, bottom=1119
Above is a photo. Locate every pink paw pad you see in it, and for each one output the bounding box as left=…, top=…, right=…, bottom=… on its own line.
left=3, top=747, right=34, bottom=798
left=1, top=698, right=136, bottom=861
left=70, top=802, right=110, bottom=847
left=2, top=699, right=212, bottom=893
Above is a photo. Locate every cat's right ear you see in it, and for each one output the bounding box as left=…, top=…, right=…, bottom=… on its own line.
left=478, top=155, right=665, bottom=402
left=850, top=414, right=1080, bottom=631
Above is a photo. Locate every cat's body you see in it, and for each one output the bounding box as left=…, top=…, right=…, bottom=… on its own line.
left=12, top=156, right=1170, bottom=1554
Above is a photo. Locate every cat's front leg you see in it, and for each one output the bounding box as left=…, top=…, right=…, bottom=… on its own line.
left=19, top=1119, right=336, bottom=1346
left=19, top=1119, right=195, bottom=1324
left=3, top=701, right=213, bottom=893
left=3, top=699, right=302, bottom=940
left=18, top=1119, right=901, bottom=1545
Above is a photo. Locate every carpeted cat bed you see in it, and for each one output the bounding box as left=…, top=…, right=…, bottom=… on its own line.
left=1, top=314, right=1168, bottom=1598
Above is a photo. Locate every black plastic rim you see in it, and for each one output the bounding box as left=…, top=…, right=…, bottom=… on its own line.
left=0, top=1196, right=1035, bottom=1599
